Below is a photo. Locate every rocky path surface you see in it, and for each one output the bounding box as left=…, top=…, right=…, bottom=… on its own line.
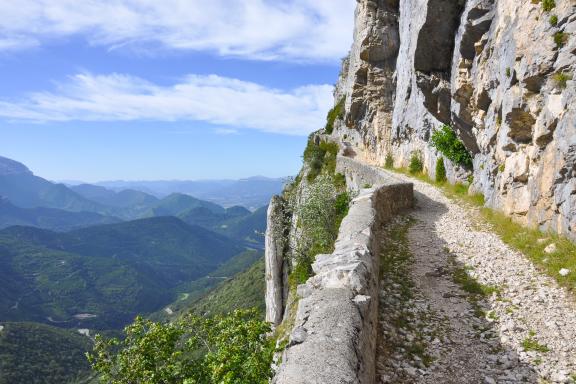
left=376, top=176, right=576, bottom=384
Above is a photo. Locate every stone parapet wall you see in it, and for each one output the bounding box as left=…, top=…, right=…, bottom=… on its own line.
left=272, top=157, right=413, bottom=384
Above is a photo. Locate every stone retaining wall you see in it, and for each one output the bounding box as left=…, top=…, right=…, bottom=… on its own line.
left=272, top=157, right=413, bottom=384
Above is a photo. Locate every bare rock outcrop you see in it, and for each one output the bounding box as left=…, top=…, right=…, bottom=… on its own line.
left=331, top=0, right=576, bottom=240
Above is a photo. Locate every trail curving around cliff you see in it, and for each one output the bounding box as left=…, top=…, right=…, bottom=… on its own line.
left=376, top=174, right=576, bottom=384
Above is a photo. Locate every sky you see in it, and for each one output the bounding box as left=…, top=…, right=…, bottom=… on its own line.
left=0, top=0, right=355, bottom=182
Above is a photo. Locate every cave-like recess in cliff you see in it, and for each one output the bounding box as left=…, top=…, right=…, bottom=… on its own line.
left=414, top=0, right=465, bottom=75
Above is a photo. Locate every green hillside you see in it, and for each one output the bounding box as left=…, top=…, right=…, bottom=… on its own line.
left=0, top=322, right=93, bottom=384
left=190, top=258, right=266, bottom=317
left=0, top=174, right=105, bottom=213
left=149, top=249, right=263, bottom=322
left=0, top=198, right=121, bottom=231
left=0, top=217, right=244, bottom=329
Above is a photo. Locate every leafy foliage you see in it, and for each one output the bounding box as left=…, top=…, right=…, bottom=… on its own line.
left=430, top=125, right=473, bottom=168
left=303, top=139, right=339, bottom=182
left=291, top=175, right=350, bottom=286
left=408, top=152, right=424, bottom=174
left=0, top=322, right=93, bottom=384
left=87, top=309, right=274, bottom=384
left=435, top=157, right=447, bottom=183
left=324, top=98, right=345, bottom=134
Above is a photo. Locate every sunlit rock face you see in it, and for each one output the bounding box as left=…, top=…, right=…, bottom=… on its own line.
left=332, top=0, right=576, bottom=240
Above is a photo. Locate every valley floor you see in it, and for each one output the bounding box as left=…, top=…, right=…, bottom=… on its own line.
left=376, top=174, right=576, bottom=384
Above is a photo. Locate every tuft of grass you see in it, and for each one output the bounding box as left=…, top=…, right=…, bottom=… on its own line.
left=522, top=332, right=550, bottom=353
left=553, top=72, right=572, bottom=89
left=452, top=264, right=500, bottom=297
left=506, top=67, right=511, bottom=77
left=549, top=15, right=558, bottom=26
left=542, top=0, right=555, bottom=12
left=554, top=32, right=568, bottom=48
left=480, top=209, right=576, bottom=291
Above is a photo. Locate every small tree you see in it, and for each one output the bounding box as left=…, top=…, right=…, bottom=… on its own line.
left=87, top=309, right=274, bottom=384
left=409, top=152, right=424, bottom=174
left=436, top=157, right=447, bottom=183
left=384, top=153, right=394, bottom=169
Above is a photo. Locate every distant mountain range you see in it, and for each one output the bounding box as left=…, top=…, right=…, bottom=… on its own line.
left=89, top=177, right=287, bottom=210
left=0, top=155, right=272, bottom=383
left=0, top=156, right=273, bottom=245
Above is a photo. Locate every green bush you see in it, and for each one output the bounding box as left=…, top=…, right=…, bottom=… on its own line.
left=409, top=152, right=424, bottom=174
left=553, top=72, right=572, bottom=89
left=430, top=125, right=473, bottom=168
left=385, top=153, right=394, bottom=169
left=325, top=98, right=345, bottom=134
left=506, top=67, right=511, bottom=77
left=435, top=157, right=447, bottom=183
left=542, top=0, right=555, bottom=12
left=554, top=32, right=568, bottom=47
left=88, top=309, right=274, bottom=384
left=303, top=139, right=338, bottom=182
left=292, top=176, right=351, bottom=285
left=549, top=15, right=558, bottom=26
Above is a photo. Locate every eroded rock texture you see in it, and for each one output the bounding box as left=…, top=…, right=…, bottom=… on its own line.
left=332, top=0, right=576, bottom=240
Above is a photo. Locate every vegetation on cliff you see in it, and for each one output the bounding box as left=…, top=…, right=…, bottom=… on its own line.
left=88, top=309, right=274, bottom=384
left=430, top=125, right=473, bottom=168
left=289, top=138, right=351, bottom=287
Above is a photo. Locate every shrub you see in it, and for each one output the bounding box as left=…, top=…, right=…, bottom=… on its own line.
left=542, top=0, right=555, bottom=12
left=87, top=309, right=274, bottom=384
left=506, top=67, right=511, bottom=77
left=303, top=139, right=339, bottom=182
left=293, top=175, right=351, bottom=285
left=435, top=157, right=447, bottom=183
left=554, top=32, right=568, bottom=48
left=430, top=125, right=473, bottom=168
left=409, top=152, right=424, bottom=174
left=325, top=97, right=345, bottom=134
left=385, top=153, right=394, bottom=169
left=552, top=72, right=572, bottom=89
left=549, top=15, right=558, bottom=26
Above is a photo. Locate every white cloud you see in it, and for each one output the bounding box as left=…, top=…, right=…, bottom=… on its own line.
left=0, top=73, right=334, bottom=136
left=0, top=0, right=355, bottom=61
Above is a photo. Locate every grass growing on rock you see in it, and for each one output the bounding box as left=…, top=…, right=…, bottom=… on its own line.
left=522, top=331, right=550, bottom=353
left=385, top=166, right=576, bottom=293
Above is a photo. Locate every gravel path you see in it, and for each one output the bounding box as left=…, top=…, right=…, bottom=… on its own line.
left=376, top=176, right=576, bottom=384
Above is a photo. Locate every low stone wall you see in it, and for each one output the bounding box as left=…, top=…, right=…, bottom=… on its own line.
left=272, top=157, right=413, bottom=384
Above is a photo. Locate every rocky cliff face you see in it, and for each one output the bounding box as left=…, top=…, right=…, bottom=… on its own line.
left=332, top=0, right=576, bottom=240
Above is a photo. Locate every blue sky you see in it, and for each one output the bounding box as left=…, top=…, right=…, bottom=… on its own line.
left=0, top=0, right=354, bottom=182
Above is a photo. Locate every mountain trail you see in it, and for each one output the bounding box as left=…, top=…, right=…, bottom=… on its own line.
left=376, top=174, right=576, bottom=384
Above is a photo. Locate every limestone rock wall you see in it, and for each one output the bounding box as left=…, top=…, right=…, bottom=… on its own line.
left=332, top=0, right=576, bottom=240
